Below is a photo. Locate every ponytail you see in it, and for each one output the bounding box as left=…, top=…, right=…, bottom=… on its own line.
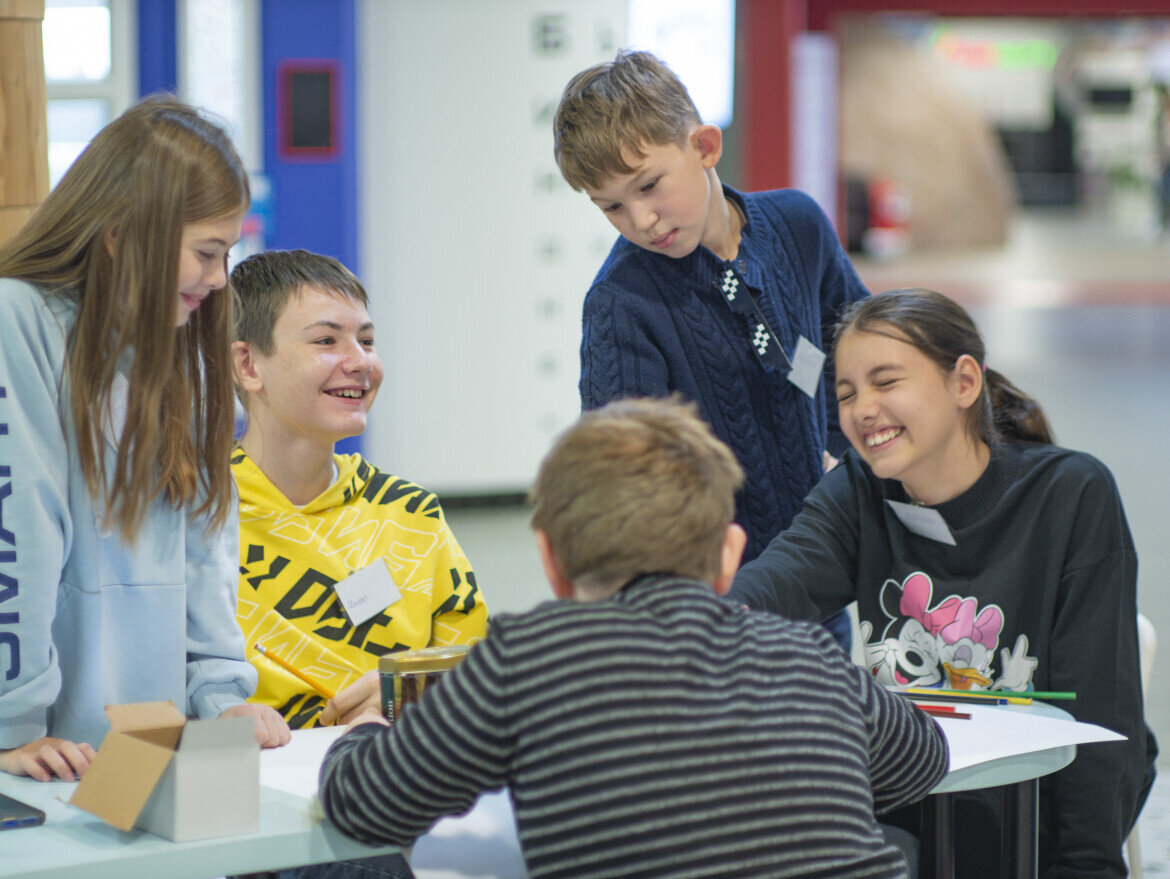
left=985, top=368, right=1054, bottom=445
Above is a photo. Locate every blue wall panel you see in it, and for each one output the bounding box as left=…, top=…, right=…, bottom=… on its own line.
left=137, top=0, right=177, bottom=97
left=261, top=0, right=361, bottom=454
left=260, top=0, right=359, bottom=275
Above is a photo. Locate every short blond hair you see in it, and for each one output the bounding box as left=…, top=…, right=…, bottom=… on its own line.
left=529, top=397, right=743, bottom=598
left=553, top=50, right=702, bottom=192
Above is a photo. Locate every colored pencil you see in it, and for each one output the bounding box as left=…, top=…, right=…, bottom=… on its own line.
left=904, top=686, right=1076, bottom=703
left=903, top=691, right=1009, bottom=706
left=985, top=689, right=1076, bottom=701
left=254, top=642, right=336, bottom=700
left=903, top=687, right=1029, bottom=705
left=916, top=704, right=972, bottom=720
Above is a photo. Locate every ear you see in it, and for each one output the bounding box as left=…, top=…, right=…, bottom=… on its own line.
left=104, top=222, right=119, bottom=259
left=231, top=340, right=264, bottom=394
left=534, top=530, right=576, bottom=600
left=711, top=523, right=747, bottom=596
left=690, top=124, right=723, bottom=170
left=952, top=353, right=984, bottom=412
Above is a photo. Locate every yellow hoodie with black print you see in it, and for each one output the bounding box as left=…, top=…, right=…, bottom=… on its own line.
left=232, top=448, right=488, bottom=728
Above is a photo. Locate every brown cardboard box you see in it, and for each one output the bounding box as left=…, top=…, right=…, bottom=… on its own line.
left=70, top=701, right=259, bottom=842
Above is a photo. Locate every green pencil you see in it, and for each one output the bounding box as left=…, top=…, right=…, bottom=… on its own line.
left=919, top=687, right=1076, bottom=701
left=995, top=689, right=1076, bottom=700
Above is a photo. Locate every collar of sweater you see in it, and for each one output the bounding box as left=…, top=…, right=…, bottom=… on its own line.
left=232, top=446, right=370, bottom=514
left=904, top=443, right=1022, bottom=531
left=614, top=573, right=719, bottom=608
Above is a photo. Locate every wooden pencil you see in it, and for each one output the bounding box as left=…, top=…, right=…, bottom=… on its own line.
left=254, top=642, right=336, bottom=700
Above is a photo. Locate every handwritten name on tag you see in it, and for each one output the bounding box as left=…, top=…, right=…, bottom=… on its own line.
left=333, top=559, right=403, bottom=627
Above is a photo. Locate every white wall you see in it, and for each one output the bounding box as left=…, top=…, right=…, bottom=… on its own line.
left=357, top=0, right=622, bottom=495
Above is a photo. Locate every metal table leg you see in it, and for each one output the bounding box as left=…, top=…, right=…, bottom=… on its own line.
left=922, top=793, right=955, bottom=879
left=1001, top=779, right=1039, bottom=878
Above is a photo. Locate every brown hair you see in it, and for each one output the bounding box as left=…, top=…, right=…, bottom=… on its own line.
left=553, top=50, right=702, bottom=193
left=529, top=396, right=744, bottom=598
left=833, top=288, right=1055, bottom=446
left=231, top=249, right=368, bottom=356
left=0, top=95, right=249, bottom=539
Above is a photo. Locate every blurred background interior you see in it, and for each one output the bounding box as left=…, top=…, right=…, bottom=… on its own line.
left=12, top=0, right=1170, bottom=870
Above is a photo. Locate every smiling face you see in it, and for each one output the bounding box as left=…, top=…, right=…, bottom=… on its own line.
left=834, top=325, right=986, bottom=504
left=174, top=212, right=244, bottom=326
left=584, top=127, right=727, bottom=259
left=236, top=285, right=383, bottom=449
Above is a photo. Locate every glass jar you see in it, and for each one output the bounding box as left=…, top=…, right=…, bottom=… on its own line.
left=378, top=645, right=471, bottom=722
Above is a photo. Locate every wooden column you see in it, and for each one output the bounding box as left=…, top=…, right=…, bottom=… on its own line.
left=0, top=0, right=49, bottom=247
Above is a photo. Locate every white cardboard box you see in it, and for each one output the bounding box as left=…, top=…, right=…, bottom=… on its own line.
left=70, top=700, right=259, bottom=842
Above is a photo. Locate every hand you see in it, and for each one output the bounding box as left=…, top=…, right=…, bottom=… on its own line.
left=345, top=707, right=389, bottom=733
left=0, top=737, right=96, bottom=782
left=319, top=670, right=381, bottom=728
left=992, top=634, right=1038, bottom=693
left=220, top=703, right=292, bottom=748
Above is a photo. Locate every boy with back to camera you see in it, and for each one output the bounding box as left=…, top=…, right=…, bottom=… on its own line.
left=317, top=397, right=948, bottom=879
left=554, top=52, right=869, bottom=620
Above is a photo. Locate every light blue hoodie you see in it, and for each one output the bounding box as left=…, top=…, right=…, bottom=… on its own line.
left=0, top=278, right=256, bottom=749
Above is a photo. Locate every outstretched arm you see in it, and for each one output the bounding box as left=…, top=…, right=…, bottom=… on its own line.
left=319, top=637, right=511, bottom=846
left=856, top=667, right=949, bottom=813
left=730, top=462, right=861, bottom=620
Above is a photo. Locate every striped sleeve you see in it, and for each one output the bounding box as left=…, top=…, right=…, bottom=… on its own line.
left=318, top=635, right=513, bottom=846
left=318, top=584, right=950, bottom=878
left=857, top=665, right=950, bottom=813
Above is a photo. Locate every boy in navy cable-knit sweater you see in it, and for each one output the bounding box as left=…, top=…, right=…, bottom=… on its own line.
left=553, top=50, right=868, bottom=643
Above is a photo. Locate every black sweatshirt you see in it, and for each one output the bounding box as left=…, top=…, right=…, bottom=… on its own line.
left=732, top=441, right=1156, bottom=879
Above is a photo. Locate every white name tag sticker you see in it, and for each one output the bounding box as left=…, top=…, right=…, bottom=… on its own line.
left=333, top=559, right=403, bottom=627
left=787, top=335, right=826, bottom=398
left=887, top=500, right=957, bottom=546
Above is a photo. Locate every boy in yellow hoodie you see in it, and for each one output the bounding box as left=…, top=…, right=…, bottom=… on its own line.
left=230, top=249, right=488, bottom=732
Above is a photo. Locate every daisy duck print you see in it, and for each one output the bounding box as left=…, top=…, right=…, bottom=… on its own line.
left=863, top=571, right=1037, bottom=693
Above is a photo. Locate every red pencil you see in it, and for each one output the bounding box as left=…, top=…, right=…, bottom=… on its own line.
left=916, top=704, right=972, bottom=720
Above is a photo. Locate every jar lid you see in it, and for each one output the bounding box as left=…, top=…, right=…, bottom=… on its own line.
left=378, top=644, right=471, bottom=674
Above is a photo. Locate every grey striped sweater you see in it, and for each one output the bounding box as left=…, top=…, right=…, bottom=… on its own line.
left=318, top=575, right=948, bottom=878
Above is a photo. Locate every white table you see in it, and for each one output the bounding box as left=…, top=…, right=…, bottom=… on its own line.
left=921, top=702, right=1119, bottom=879
left=0, top=734, right=396, bottom=879
left=0, top=704, right=1120, bottom=879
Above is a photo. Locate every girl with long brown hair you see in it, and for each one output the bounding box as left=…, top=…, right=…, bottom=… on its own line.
left=732, top=288, right=1154, bottom=877
left=0, top=96, right=288, bottom=782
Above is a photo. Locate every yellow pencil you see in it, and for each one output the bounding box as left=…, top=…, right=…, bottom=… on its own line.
left=904, top=686, right=1031, bottom=705
left=254, top=642, right=336, bottom=700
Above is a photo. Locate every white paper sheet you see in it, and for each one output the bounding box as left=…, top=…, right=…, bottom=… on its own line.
left=929, top=703, right=1125, bottom=771
left=259, top=726, right=346, bottom=798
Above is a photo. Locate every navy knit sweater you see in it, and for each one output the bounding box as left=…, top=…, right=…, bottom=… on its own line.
left=580, top=187, right=869, bottom=560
